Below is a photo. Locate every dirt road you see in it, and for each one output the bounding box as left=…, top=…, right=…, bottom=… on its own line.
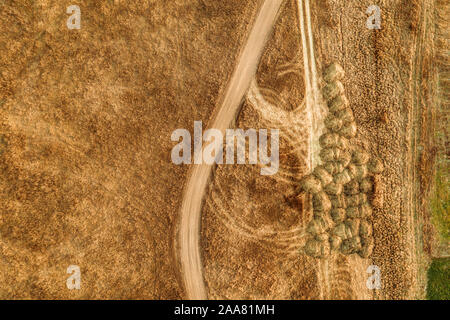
left=178, top=0, right=284, bottom=300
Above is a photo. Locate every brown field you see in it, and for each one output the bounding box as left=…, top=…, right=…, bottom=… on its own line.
left=0, top=0, right=446, bottom=299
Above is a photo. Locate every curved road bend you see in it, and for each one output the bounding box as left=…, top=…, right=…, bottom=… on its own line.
left=179, top=0, right=285, bottom=300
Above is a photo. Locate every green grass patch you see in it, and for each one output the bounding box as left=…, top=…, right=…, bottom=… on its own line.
left=430, top=165, right=449, bottom=242
left=427, top=258, right=450, bottom=300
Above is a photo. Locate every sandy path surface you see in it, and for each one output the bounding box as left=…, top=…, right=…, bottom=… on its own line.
left=179, top=0, right=284, bottom=300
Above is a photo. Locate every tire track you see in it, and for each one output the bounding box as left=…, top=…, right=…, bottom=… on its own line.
left=329, top=255, right=356, bottom=299
left=296, top=0, right=330, bottom=299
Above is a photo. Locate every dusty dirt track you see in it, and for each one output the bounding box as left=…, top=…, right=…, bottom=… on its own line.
left=179, top=0, right=284, bottom=300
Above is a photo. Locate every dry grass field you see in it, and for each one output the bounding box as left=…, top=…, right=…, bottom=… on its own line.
left=0, top=0, right=447, bottom=299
